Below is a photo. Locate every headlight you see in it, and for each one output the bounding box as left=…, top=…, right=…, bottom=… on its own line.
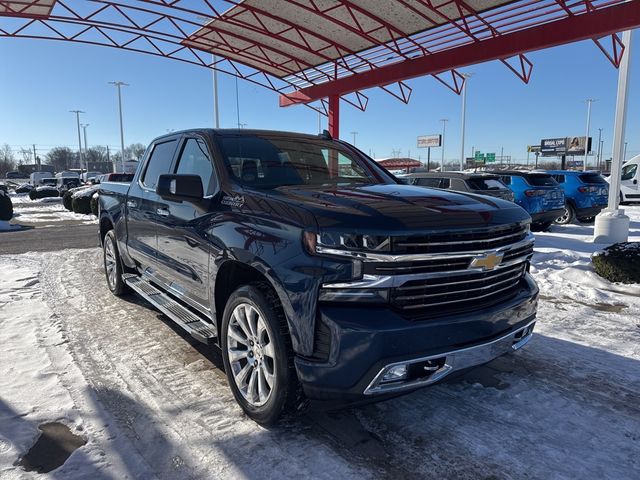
left=303, top=231, right=391, bottom=256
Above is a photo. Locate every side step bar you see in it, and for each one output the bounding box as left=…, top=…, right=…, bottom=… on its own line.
left=123, top=274, right=217, bottom=344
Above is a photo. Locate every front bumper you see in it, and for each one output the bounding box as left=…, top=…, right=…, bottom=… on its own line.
left=295, top=273, right=538, bottom=402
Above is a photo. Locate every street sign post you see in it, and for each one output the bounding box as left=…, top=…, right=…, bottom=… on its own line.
left=418, top=134, right=442, bottom=171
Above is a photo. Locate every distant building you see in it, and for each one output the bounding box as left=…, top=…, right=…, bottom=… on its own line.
left=18, top=164, right=55, bottom=175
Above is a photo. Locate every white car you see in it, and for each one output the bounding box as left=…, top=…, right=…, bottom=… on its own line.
left=609, top=154, right=640, bottom=203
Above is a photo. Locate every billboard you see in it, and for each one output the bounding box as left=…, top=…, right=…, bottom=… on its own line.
left=417, top=134, right=442, bottom=148
left=541, top=137, right=592, bottom=156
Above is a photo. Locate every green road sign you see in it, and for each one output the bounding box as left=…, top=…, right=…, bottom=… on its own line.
left=486, top=153, right=496, bottom=162
left=474, top=151, right=484, bottom=160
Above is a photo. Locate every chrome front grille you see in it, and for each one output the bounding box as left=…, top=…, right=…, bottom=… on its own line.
left=390, top=262, right=526, bottom=312
left=392, top=223, right=528, bottom=254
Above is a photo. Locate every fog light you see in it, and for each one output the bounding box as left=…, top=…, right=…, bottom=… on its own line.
left=381, top=364, right=408, bottom=383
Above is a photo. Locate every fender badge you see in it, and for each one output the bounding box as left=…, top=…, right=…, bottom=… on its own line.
left=221, top=194, right=245, bottom=208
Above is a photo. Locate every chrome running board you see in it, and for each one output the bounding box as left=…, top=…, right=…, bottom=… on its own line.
left=123, top=274, right=217, bottom=344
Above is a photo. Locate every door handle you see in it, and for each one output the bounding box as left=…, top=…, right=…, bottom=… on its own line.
left=126, top=200, right=137, bottom=208
left=156, top=207, right=170, bottom=217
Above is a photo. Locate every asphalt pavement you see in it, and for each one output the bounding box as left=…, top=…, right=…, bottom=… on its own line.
left=0, top=223, right=99, bottom=255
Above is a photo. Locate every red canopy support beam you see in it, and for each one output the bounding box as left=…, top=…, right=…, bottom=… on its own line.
left=280, top=2, right=640, bottom=106
left=328, top=95, right=340, bottom=139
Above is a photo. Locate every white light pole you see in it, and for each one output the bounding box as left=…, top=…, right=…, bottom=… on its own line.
left=70, top=110, right=84, bottom=173
left=109, top=81, right=129, bottom=172
left=81, top=123, right=89, bottom=176
left=212, top=54, right=220, bottom=128
left=459, top=74, right=473, bottom=171
left=350, top=131, right=358, bottom=146
left=594, top=30, right=633, bottom=243
left=440, top=118, right=448, bottom=166
left=583, top=99, right=596, bottom=171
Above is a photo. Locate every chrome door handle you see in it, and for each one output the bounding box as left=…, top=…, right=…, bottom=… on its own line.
left=156, top=207, right=170, bottom=217
left=126, top=200, right=137, bottom=208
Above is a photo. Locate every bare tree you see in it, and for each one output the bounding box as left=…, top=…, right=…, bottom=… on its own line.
left=46, top=147, right=75, bottom=171
left=85, top=146, right=108, bottom=164
left=0, top=144, right=16, bottom=177
left=18, top=147, right=33, bottom=165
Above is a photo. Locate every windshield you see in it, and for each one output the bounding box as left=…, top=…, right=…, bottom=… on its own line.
left=466, top=177, right=506, bottom=190
left=525, top=174, right=557, bottom=187
left=218, top=135, right=389, bottom=189
left=579, top=173, right=606, bottom=184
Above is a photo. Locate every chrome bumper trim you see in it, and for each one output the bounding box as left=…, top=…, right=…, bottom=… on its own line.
left=363, top=319, right=536, bottom=395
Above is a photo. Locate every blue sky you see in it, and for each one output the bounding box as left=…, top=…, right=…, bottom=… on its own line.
left=0, top=30, right=638, bottom=164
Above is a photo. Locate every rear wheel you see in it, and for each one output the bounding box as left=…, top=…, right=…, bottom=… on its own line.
left=578, top=216, right=596, bottom=224
left=554, top=204, right=575, bottom=225
left=221, top=283, right=302, bottom=425
left=103, top=230, right=129, bottom=296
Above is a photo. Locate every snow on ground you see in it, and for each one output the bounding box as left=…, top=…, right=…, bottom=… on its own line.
left=1, top=208, right=640, bottom=479
left=8, top=194, right=97, bottom=225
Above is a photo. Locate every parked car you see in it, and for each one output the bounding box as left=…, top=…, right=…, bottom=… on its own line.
left=14, top=183, right=34, bottom=194
left=403, top=172, right=515, bottom=201
left=29, top=171, right=56, bottom=186
left=547, top=170, right=609, bottom=224
left=6, top=171, right=29, bottom=179
left=40, top=178, right=57, bottom=187
left=101, top=172, right=134, bottom=183
left=487, top=170, right=565, bottom=230
left=99, top=129, right=538, bottom=424
left=57, top=176, right=81, bottom=192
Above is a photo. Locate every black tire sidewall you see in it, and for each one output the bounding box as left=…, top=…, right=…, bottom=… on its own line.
left=103, top=230, right=126, bottom=296
left=221, top=285, right=292, bottom=425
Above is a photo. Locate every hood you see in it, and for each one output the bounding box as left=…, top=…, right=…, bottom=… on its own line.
left=244, top=183, right=530, bottom=233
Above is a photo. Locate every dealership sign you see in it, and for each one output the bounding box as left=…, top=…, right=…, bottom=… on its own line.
left=417, top=134, right=442, bottom=148
left=540, top=137, right=592, bottom=156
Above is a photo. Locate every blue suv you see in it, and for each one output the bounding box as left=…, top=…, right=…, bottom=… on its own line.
left=489, top=171, right=565, bottom=230
left=547, top=170, right=609, bottom=224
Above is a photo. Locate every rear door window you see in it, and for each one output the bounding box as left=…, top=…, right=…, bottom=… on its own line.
left=175, top=138, right=216, bottom=195
left=416, top=178, right=443, bottom=188
left=141, top=140, right=177, bottom=190
left=500, top=175, right=511, bottom=185
left=525, top=174, right=557, bottom=187
left=579, top=173, right=606, bottom=184
left=466, top=178, right=506, bottom=190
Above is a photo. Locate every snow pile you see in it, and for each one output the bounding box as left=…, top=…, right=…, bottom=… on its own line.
left=9, top=194, right=97, bottom=225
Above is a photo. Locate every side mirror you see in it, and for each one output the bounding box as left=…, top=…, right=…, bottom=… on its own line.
left=157, top=174, right=204, bottom=201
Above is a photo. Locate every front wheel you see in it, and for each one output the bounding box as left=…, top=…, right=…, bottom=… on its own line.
left=554, top=204, right=575, bottom=225
left=103, top=230, right=129, bottom=296
left=221, top=283, right=302, bottom=425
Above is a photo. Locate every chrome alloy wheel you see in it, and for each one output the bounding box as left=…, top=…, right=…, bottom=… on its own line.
left=556, top=208, right=571, bottom=224
left=226, top=303, right=276, bottom=407
left=104, top=237, right=117, bottom=289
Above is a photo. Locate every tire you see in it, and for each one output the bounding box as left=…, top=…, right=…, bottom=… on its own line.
left=554, top=204, right=575, bottom=225
left=221, top=283, right=303, bottom=425
left=103, top=230, right=129, bottom=296
left=619, top=191, right=625, bottom=205
left=578, top=216, right=595, bottom=224
left=531, top=221, right=553, bottom=232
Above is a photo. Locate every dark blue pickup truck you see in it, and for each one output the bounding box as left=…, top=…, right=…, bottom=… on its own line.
left=99, top=129, right=538, bottom=424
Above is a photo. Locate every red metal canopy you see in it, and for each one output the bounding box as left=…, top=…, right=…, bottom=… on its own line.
left=1, top=0, right=639, bottom=138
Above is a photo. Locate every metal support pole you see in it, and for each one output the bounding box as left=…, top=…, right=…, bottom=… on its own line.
left=81, top=124, right=89, bottom=176
left=350, top=131, right=358, bottom=146
left=33, top=144, right=38, bottom=170
left=427, top=147, right=431, bottom=172
left=583, top=99, right=595, bottom=171
left=70, top=110, right=84, bottom=174
left=328, top=95, right=340, bottom=177
left=109, top=81, right=128, bottom=172
left=459, top=77, right=468, bottom=171
left=594, top=30, right=633, bottom=243
left=440, top=119, right=448, bottom=166
left=596, top=128, right=602, bottom=170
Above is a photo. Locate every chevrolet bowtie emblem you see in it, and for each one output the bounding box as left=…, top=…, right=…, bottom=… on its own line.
left=470, top=252, right=504, bottom=270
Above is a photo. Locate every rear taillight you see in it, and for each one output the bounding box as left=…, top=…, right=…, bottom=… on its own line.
left=524, top=189, right=546, bottom=197
left=578, top=186, right=598, bottom=193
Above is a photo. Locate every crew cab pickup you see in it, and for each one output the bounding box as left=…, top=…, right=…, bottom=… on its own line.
left=99, top=129, right=538, bottom=424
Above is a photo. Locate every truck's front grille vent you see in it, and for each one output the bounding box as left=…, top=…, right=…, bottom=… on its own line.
left=392, top=223, right=528, bottom=254
left=364, top=258, right=471, bottom=275
left=390, top=262, right=527, bottom=314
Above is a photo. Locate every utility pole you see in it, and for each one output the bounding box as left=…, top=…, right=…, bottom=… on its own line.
left=235, top=76, right=241, bottom=128
left=624, top=141, right=628, bottom=161
left=583, top=99, right=596, bottom=171
left=32, top=144, right=38, bottom=170
left=81, top=124, right=89, bottom=176
left=350, top=131, right=358, bottom=147
left=596, top=128, right=602, bottom=170
left=440, top=118, right=448, bottom=167
left=70, top=110, right=84, bottom=174
left=459, top=73, right=473, bottom=171
left=109, top=81, right=128, bottom=172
